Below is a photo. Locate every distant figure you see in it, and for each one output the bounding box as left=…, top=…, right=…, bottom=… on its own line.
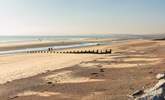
left=38, top=38, right=42, bottom=41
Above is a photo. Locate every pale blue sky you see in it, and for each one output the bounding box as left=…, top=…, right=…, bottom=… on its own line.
left=0, top=0, right=165, bottom=35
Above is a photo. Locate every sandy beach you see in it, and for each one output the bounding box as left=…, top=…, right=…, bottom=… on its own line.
left=0, top=39, right=165, bottom=100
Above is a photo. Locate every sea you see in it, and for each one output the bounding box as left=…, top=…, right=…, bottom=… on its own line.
left=0, top=34, right=162, bottom=55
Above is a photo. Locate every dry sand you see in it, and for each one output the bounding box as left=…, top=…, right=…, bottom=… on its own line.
left=0, top=39, right=165, bottom=100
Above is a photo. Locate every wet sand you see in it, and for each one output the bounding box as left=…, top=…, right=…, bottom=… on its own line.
left=0, top=39, right=165, bottom=100
left=0, top=38, right=112, bottom=51
left=0, top=41, right=81, bottom=51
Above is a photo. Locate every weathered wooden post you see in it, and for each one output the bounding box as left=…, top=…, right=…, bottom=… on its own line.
left=109, top=49, right=112, bottom=54
left=100, top=50, right=102, bottom=54
left=89, top=50, right=91, bottom=53
left=105, top=50, right=108, bottom=54
left=92, top=50, right=95, bottom=54
left=95, top=50, right=98, bottom=54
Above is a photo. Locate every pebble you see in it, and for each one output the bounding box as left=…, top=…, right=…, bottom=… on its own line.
left=47, top=81, right=53, bottom=84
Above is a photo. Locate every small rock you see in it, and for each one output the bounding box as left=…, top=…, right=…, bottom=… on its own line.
left=47, top=81, right=53, bottom=84
left=156, top=73, right=165, bottom=80
left=91, top=73, right=98, bottom=75
left=132, top=90, right=144, bottom=97
left=100, top=69, right=104, bottom=72
left=149, top=71, right=153, bottom=74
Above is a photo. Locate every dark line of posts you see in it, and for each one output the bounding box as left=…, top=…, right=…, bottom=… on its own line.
left=27, top=49, right=112, bottom=54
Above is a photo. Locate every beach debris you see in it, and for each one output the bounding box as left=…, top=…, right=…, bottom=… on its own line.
left=100, top=69, right=104, bottom=72
left=47, top=81, right=53, bottom=84
left=8, top=95, right=18, bottom=100
left=156, top=73, right=165, bottom=80
left=91, top=72, right=98, bottom=75
left=91, top=72, right=99, bottom=78
left=134, top=73, right=165, bottom=100
left=149, top=71, right=153, bottom=74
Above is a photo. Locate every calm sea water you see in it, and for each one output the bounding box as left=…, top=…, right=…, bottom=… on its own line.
left=0, top=35, right=114, bottom=43
left=0, top=34, right=159, bottom=43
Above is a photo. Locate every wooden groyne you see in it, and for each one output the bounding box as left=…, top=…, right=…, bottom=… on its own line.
left=27, top=48, right=112, bottom=54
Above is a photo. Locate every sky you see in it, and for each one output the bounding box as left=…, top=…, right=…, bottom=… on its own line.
left=0, top=0, right=165, bottom=36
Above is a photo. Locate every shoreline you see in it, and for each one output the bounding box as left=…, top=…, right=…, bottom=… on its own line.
left=0, top=42, right=102, bottom=55
left=0, top=38, right=113, bottom=55
left=0, top=41, right=81, bottom=51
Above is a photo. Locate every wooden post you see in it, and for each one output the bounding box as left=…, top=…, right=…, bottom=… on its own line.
left=95, top=50, right=98, bottom=54
left=92, top=50, right=94, bottom=54
left=105, top=50, right=108, bottom=54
